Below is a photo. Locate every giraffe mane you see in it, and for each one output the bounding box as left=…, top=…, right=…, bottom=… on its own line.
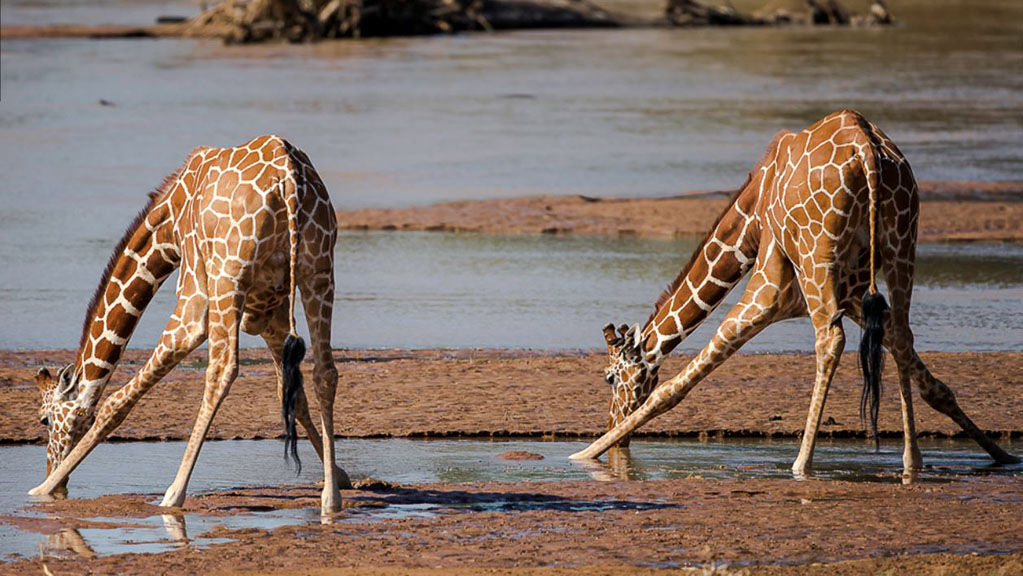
left=647, top=130, right=790, bottom=326
left=77, top=169, right=183, bottom=355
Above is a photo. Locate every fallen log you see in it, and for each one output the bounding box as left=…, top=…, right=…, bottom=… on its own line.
left=0, top=0, right=892, bottom=42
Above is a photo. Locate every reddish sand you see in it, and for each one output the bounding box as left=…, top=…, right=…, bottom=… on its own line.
left=2, top=348, right=1021, bottom=574
left=2, top=349, right=1021, bottom=444
left=336, top=181, right=1023, bottom=242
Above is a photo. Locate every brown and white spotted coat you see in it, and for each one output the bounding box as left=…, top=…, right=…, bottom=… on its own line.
left=577, top=110, right=1019, bottom=477
left=32, top=135, right=349, bottom=514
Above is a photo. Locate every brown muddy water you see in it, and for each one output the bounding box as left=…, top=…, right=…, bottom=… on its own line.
left=1, top=0, right=1021, bottom=351
left=1, top=437, right=1021, bottom=561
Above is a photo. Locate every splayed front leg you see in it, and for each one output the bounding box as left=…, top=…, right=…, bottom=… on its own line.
left=572, top=241, right=796, bottom=461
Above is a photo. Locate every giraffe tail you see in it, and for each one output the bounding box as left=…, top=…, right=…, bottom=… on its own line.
left=282, top=333, right=305, bottom=474
left=857, top=120, right=889, bottom=453
left=280, top=169, right=305, bottom=475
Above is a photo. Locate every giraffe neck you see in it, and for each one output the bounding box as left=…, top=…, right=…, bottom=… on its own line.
left=72, top=194, right=181, bottom=411
left=640, top=185, right=763, bottom=365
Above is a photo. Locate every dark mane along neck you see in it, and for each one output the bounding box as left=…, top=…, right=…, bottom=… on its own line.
left=76, top=169, right=183, bottom=358
left=646, top=188, right=746, bottom=327
left=640, top=130, right=790, bottom=358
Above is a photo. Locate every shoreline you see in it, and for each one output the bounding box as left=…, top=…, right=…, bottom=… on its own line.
left=336, top=180, right=1023, bottom=241
left=3, top=348, right=1020, bottom=444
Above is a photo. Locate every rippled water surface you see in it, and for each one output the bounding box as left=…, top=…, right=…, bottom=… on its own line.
left=0, top=0, right=1021, bottom=352
left=1, top=232, right=1021, bottom=351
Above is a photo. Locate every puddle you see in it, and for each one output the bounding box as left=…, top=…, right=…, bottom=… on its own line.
left=1, top=437, right=1020, bottom=560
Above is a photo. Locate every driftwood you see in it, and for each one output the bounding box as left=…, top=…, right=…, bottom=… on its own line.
left=188, top=0, right=618, bottom=43
left=667, top=0, right=891, bottom=27
left=0, top=0, right=892, bottom=41
left=199, top=0, right=892, bottom=42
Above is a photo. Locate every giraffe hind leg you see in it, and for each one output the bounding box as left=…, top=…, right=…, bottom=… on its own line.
left=300, top=270, right=342, bottom=514
left=262, top=309, right=352, bottom=489
left=791, top=313, right=845, bottom=477
left=909, top=352, right=1019, bottom=464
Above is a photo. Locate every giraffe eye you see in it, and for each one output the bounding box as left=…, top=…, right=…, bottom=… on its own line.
left=605, top=373, right=615, bottom=386
left=40, top=416, right=49, bottom=427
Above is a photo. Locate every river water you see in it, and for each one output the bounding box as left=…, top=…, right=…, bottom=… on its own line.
left=0, top=0, right=1021, bottom=352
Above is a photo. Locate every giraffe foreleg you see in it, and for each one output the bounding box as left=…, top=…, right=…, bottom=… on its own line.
left=160, top=293, right=242, bottom=508
left=29, top=296, right=208, bottom=497
left=571, top=239, right=798, bottom=461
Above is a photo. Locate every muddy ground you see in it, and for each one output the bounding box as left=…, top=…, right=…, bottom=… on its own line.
left=336, top=181, right=1023, bottom=242
left=2, top=349, right=1021, bottom=444
left=3, top=476, right=1022, bottom=575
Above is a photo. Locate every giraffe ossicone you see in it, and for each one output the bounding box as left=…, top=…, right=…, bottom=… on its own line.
left=578, top=110, right=1020, bottom=478
left=30, top=135, right=350, bottom=515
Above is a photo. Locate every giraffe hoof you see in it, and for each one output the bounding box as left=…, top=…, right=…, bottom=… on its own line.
left=27, top=484, right=48, bottom=497
left=160, top=488, right=186, bottom=508
left=791, top=463, right=813, bottom=480
left=997, top=453, right=1022, bottom=465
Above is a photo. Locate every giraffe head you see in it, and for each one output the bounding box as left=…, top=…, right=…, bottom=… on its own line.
left=36, top=365, right=88, bottom=492
left=602, top=323, right=659, bottom=445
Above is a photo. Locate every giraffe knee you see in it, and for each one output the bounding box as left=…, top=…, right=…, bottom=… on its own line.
left=314, top=365, right=339, bottom=395
left=815, top=322, right=845, bottom=358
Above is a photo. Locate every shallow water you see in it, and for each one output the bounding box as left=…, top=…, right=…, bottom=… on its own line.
left=1, top=437, right=1020, bottom=560
left=0, top=232, right=1021, bottom=352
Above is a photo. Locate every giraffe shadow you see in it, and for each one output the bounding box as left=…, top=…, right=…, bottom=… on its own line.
left=343, top=485, right=681, bottom=515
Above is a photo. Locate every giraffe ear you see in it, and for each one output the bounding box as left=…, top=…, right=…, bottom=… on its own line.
left=602, top=323, right=619, bottom=349
left=624, top=323, right=641, bottom=349
left=36, top=368, right=53, bottom=393
left=55, top=364, right=77, bottom=401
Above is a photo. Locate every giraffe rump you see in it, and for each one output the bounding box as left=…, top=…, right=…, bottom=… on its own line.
left=78, top=169, right=182, bottom=354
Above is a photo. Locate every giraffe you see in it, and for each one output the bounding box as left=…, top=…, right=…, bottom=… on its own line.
left=571, top=110, right=1020, bottom=478
left=30, top=135, right=350, bottom=515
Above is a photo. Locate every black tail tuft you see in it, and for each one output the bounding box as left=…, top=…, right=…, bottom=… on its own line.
left=859, top=291, right=889, bottom=452
left=282, top=334, right=306, bottom=475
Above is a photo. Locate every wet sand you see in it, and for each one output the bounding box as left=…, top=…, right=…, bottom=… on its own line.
left=4, top=476, right=1022, bottom=575
left=337, top=181, right=1023, bottom=242
left=2, top=349, right=1020, bottom=444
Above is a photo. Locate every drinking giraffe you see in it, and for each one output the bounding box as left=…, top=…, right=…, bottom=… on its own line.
left=31, top=135, right=349, bottom=514
left=571, top=110, right=1019, bottom=478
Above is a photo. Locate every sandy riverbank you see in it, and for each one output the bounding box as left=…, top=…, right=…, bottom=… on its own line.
left=336, top=180, right=1023, bottom=241
left=3, top=476, right=1021, bottom=575
left=2, top=349, right=1020, bottom=444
